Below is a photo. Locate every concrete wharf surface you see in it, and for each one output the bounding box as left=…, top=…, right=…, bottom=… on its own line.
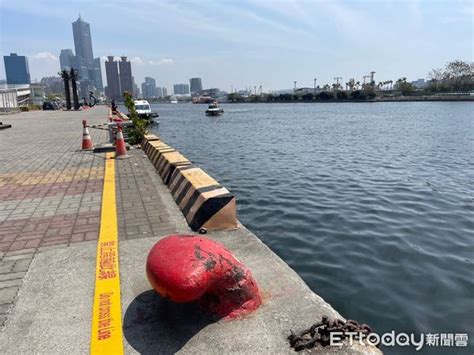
left=0, top=107, right=381, bottom=354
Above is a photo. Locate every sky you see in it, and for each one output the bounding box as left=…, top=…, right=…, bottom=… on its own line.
left=0, top=0, right=472, bottom=92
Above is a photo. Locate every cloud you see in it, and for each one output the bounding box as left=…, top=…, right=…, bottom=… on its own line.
left=149, top=58, right=174, bottom=65
left=32, top=52, right=58, bottom=61
left=440, top=4, right=474, bottom=23
left=130, top=56, right=144, bottom=65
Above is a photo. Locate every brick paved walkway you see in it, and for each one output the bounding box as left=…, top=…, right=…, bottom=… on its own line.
left=0, top=107, right=178, bottom=328
left=116, top=153, right=177, bottom=240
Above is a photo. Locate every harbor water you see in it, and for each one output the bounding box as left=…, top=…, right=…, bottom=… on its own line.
left=150, top=102, right=473, bottom=353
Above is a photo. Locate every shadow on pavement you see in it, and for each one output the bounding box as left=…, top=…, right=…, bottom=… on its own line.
left=123, top=290, right=216, bottom=354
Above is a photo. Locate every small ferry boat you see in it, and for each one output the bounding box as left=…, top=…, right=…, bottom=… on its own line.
left=134, top=100, right=159, bottom=120
left=205, top=102, right=224, bottom=116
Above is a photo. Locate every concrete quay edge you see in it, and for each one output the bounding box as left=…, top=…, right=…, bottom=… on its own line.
left=0, top=106, right=381, bottom=354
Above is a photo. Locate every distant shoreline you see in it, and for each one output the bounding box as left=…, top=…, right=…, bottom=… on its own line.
left=224, top=96, right=474, bottom=104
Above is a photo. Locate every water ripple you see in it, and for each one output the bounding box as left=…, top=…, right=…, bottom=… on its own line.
left=153, top=102, right=474, bottom=353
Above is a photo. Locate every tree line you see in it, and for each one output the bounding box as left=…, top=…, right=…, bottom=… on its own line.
left=228, top=89, right=378, bottom=103
left=227, top=60, right=473, bottom=102
left=426, top=60, right=473, bottom=93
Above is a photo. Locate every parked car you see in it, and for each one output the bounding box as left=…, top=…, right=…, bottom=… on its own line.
left=42, top=102, right=56, bottom=110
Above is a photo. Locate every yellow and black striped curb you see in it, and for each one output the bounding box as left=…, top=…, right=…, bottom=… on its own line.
left=142, top=134, right=237, bottom=232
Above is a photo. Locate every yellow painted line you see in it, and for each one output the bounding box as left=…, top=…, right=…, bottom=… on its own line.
left=90, top=152, right=124, bottom=354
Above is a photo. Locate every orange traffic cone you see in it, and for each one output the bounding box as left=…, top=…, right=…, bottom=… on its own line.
left=82, top=120, right=94, bottom=150
left=115, top=125, right=129, bottom=159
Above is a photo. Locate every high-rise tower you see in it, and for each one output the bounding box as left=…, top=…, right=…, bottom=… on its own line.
left=71, top=15, right=103, bottom=94
left=118, top=56, right=133, bottom=94
left=3, top=53, right=31, bottom=85
left=190, top=77, right=203, bottom=94
left=59, top=49, right=76, bottom=71
left=105, top=56, right=121, bottom=100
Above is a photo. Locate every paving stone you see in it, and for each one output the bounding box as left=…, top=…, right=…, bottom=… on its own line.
left=0, top=261, right=15, bottom=274
left=0, top=107, right=187, bottom=330
left=12, top=259, right=32, bottom=273
left=0, top=287, right=19, bottom=305
left=2, top=253, right=34, bottom=262
left=0, top=303, right=10, bottom=314
left=37, top=244, right=72, bottom=253
left=0, top=108, right=108, bottom=327
left=0, top=272, right=26, bottom=282
left=0, top=279, right=23, bottom=289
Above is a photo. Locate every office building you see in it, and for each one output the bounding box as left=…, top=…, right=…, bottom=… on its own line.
left=156, top=87, right=163, bottom=98
left=59, top=49, right=76, bottom=71
left=105, top=56, right=121, bottom=100
left=93, top=57, right=103, bottom=91
left=173, top=83, right=190, bottom=95
left=104, top=56, right=136, bottom=100
left=71, top=15, right=103, bottom=93
left=119, top=56, right=133, bottom=94
left=162, top=87, right=168, bottom=97
left=3, top=53, right=31, bottom=85
left=141, top=77, right=157, bottom=98
left=132, top=77, right=140, bottom=98
left=190, top=77, right=203, bottom=93
left=411, top=79, right=427, bottom=89
left=141, top=82, right=155, bottom=99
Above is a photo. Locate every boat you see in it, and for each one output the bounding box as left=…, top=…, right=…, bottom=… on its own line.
left=134, top=100, right=159, bottom=120
left=170, top=97, right=178, bottom=104
left=192, top=95, right=214, bottom=104
left=205, top=102, right=224, bottom=116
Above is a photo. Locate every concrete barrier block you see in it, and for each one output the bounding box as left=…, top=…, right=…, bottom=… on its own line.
left=142, top=134, right=160, bottom=144
left=144, top=139, right=171, bottom=157
left=155, top=151, right=191, bottom=185
left=142, top=135, right=161, bottom=154
left=147, top=142, right=176, bottom=168
left=168, top=166, right=237, bottom=231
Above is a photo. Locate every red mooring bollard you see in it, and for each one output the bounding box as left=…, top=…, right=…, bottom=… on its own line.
left=114, top=125, right=129, bottom=159
left=82, top=120, right=93, bottom=150
left=146, top=235, right=262, bottom=319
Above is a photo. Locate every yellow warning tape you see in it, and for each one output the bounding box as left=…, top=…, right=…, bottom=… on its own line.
left=90, top=153, right=124, bottom=354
